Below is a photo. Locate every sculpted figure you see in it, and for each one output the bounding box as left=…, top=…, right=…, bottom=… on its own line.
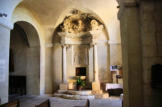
left=58, top=10, right=103, bottom=35
left=63, top=15, right=85, bottom=33
left=91, top=19, right=99, bottom=30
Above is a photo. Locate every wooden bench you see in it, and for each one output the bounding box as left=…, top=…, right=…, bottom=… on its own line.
left=35, top=99, right=50, bottom=107
left=0, top=100, right=20, bottom=107
left=74, top=99, right=89, bottom=107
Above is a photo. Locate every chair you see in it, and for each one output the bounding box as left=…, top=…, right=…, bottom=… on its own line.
left=35, top=99, right=50, bottom=107
left=0, top=100, right=20, bottom=107
left=74, top=99, right=89, bottom=107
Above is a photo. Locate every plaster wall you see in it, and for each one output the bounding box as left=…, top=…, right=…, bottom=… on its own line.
left=0, top=25, right=10, bottom=104
left=44, top=47, right=54, bottom=94
left=0, top=0, right=22, bottom=103
left=0, top=0, right=22, bottom=29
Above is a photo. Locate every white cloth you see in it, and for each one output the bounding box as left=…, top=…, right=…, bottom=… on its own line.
left=106, top=83, right=123, bottom=90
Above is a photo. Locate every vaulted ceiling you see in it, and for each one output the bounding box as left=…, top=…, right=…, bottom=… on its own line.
left=19, top=0, right=119, bottom=26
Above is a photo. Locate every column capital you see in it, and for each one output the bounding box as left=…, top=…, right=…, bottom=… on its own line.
left=90, top=42, right=97, bottom=48
left=62, top=43, right=67, bottom=84
left=61, top=44, right=71, bottom=49
left=61, top=44, right=66, bottom=47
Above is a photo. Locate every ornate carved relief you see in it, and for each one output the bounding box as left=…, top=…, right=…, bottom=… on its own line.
left=57, top=9, right=103, bottom=36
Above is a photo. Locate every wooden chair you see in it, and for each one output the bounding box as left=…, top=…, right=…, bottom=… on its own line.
left=74, top=99, right=90, bottom=107
left=35, top=99, right=50, bottom=107
left=0, top=100, right=20, bottom=107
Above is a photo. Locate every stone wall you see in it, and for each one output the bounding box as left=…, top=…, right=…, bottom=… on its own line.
left=140, top=1, right=162, bottom=107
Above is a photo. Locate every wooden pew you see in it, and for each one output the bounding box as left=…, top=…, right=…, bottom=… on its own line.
left=0, top=100, right=20, bottom=107
left=35, top=99, right=50, bottom=107
left=74, top=99, right=89, bottom=107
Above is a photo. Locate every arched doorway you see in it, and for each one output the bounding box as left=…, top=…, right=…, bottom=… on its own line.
left=9, top=21, right=40, bottom=100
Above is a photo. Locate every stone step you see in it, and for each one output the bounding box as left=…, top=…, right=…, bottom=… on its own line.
left=54, top=93, right=95, bottom=100
left=58, top=90, right=92, bottom=95
left=55, top=90, right=109, bottom=100
left=92, top=90, right=103, bottom=94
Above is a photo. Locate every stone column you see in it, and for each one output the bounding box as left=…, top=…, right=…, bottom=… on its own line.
left=118, top=1, right=144, bottom=107
left=59, top=44, right=68, bottom=90
left=0, top=24, right=12, bottom=104
left=92, top=44, right=101, bottom=92
left=93, top=44, right=99, bottom=82
left=62, top=45, right=67, bottom=83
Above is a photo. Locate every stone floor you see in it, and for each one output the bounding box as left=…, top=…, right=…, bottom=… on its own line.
left=13, top=95, right=122, bottom=107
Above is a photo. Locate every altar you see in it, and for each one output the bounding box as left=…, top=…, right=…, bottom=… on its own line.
left=53, top=10, right=110, bottom=97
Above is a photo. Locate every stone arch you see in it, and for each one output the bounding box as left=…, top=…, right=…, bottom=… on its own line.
left=16, top=21, right=40, bottom=47
left=11, top=5, right=46, bottom=95
left=9, top=21, right=40, bottom=95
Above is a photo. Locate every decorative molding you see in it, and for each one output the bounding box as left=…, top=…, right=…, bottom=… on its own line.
left=56, top=9, right=106, bottom=46
left=58, top=31, right=91, bottom=38
left=57, top=9, right=104, bottom=36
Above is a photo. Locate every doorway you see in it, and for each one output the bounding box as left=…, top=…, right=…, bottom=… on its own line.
left=9, top=22, right=40, bottom=100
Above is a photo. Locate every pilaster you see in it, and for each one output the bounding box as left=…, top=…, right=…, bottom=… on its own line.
left=0, top=24, right=11, bottom=104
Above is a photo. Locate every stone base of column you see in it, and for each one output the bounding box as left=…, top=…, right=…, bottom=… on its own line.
left=59, top=83, right=68, bottom=90
left=92, top=81, right=101, bottom=91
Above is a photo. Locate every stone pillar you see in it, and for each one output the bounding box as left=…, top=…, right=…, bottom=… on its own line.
left=0, top=24, right=12, bottom=104
left=59, top=44, right=68, bottom=90
left=93, top=44, right=99, bottom=82
left=92, top=44, right=101, bottom=92
left=118, top=1, right=144, bottom=107
left=62, top=45, right=67, bottom=83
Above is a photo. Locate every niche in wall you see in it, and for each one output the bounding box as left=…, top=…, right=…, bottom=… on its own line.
left=151, top=64, right=162, bottom=88
left=76, top=67, right=86, bottom=76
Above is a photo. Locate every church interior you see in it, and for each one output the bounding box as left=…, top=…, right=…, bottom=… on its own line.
left=0, top=0, right=162, bottom=107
